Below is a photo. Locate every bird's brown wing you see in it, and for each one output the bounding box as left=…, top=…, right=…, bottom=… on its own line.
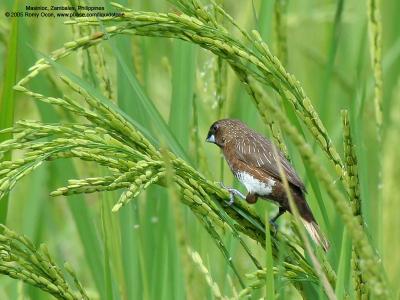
left=234, top=131, right=306, bottom=193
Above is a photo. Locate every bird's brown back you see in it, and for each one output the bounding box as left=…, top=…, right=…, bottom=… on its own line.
left=216, top=119, right=306, bottom=193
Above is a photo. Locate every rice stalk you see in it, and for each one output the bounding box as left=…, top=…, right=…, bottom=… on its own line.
left=366, top=0, right=384, bottom=273
left=342, top=110, right=368, bottom=299
left=238, top=264, right=314, bottom=299
left=68, top=0, right=90, bottom=79
left=0, top=225, right=89, bottom=300
left=91, top=44, right=115, bottom=101
left=187, top=247, right=227, bottom=300
left=367, top=0, right=383, bottom=134
left=273, top=0, right=288, bottom=66
left=131, top=36, right=145, bottom=85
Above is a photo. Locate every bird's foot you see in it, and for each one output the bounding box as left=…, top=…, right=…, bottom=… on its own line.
left=219, top=182, right=245, bottom=206
left=268, top=218, right=279, bottom=234
left=268, top=208, right=285, bottom=234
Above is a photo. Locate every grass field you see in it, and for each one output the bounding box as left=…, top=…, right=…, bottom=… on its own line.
left=0, top=0, right=400, bottom=299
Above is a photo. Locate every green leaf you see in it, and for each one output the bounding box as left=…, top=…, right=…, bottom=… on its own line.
left=169, top=40, right=197, bottom=151
left=265, top=212, right=275, bottom=299
left=0, top=1, right=19, bottom=224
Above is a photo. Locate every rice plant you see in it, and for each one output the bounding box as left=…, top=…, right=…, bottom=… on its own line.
left=0, top=0, right=399, bottom=299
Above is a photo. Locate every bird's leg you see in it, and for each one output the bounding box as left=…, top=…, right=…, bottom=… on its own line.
left=219, top=182, right=245, bottom=205
left=269, top=207, right=286, bottom=230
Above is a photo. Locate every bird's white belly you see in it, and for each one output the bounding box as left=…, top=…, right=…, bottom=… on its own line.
left=237, top=171, right=275, bottom=196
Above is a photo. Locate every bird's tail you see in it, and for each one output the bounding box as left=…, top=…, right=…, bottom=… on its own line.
left=301, top=219, right=330, bottom=252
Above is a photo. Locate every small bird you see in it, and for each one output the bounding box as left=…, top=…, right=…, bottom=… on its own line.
left=206, top=119, right=329, bottom=251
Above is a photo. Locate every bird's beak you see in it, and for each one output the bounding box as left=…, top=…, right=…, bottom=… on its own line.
left=206, top=134, right=215, bottom=143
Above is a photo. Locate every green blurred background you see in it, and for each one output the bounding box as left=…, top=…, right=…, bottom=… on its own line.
left=0, top=0, right=399, bottom=299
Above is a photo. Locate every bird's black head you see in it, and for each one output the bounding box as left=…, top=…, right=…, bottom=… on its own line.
left=206, top=119, right=243, bottom=147
left=206, top=121, right=221, bottom=146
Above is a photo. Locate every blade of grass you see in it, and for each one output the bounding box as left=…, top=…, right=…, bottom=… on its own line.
left=0, top=0, right=19, bottom=225
left=169, top=40, right=197, bottom=151
left=148, top=188, right=181, bottom=300
left=265, top=212, right=275, bottom=299
left=105, top=36, right=191, bottom=162
left=101, top=202, right=116, bottom=300
left=115, top=34, right=148, bottom=126
left=119, top=202, right=140, bottom=300
left=113, top=33, right=144, bottom=300
left=100, top=194, right=123, bottom=300
left=334, top=229, right=351, bottom=299
left=168, top=39, right=197, bottom=298
left=257, top=0, right=274, bottom=43
left=318, top=0, right=344, bottom=125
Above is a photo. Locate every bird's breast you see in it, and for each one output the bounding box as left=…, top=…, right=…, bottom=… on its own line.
left=236, top=171, right=276, bottom=196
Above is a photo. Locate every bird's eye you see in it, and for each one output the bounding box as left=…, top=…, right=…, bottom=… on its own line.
left=213, top=124, right=218, bottom=132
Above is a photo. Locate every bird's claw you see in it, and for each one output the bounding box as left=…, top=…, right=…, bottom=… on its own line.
left=268, top=208, right=285, bottom=235
left=268, top=218, right=279, bottom=234
left=227, top=193, right=235, bottom=206
left=219, top=182, right=245, bottom=206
